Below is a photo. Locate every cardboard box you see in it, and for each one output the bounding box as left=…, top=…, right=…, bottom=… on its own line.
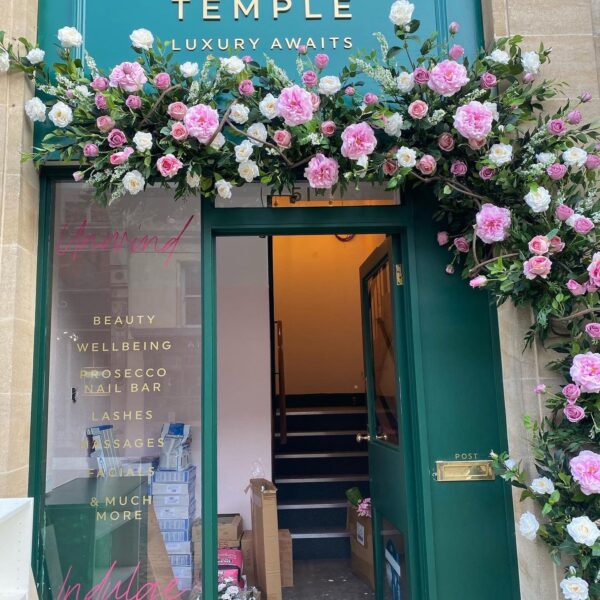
left=241, top=530, right=256, bottom=582
left=242, top=530, right=293, bottom=588
left=218, top=514, right=243, bottom=542
left=346, top=504, right=375, bottom=590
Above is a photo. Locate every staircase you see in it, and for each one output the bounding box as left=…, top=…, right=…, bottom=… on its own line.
left=273, top=394, right=370, bottom=560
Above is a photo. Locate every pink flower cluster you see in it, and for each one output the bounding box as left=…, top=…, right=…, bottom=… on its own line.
left=304, top=154, right=339, bottom=189
left=428, top=60, right=469, bottom=97
left=453, top=101, right=494, bottom=142
left=570, top=352, right=600, bottom=393
left=475, top=203, right=511, bottom=244
left=357, top=498, right=372, bottom=519
left=341, top=123, right=377, bottom=160
left=109, top=61, right=147, bottom=92
left=184, top=104, right=219, bottom=144
left=570, top=450, right=600, bottom=495
left=277, top=85, right=314, bottom=127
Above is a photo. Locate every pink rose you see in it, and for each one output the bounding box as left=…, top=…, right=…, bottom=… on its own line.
left=408, top=100, right=428, bottom=120
left=454, top=237, right=469, bottom=253
left=549, top=236, right=565, bottom=253
left=95, top=94, right=108, bottom=110
left=528, top=235, right=550, bottom=255
left=412, top=67, right=430, bottom=84
left=446, top=265, right=455, bottom=274
left=66, top=90, right=74, bottom=99
left=475, top=203, right=511, bottom=244
left=586, top=323, right=600, bottom=339
left=438, top=132, right=455, bottom=152
left=83, top=143, right=99, bottom=157
left=564, top=404, right=586, bottom=423
left=345, top=86, right=355, bottom=96
left=570, top=450, right=600, bottom=495
left=570, top=352, right=600, bottom=393
left=454, top=101, right=494, bottom=141
left=320, top=121, right=336, bottom=137
left=587, top=281, right=599, bottom=294
left=450, top=160, right=467, bottom=177
left=562, top=383, right=581, bottom=403
left=588, top=252, right=600, bottom=287
left=417, top=154, right=437, bottom=176
left=480, top=72, right=497, bottom=89
left=310, top=92, right=321, bottom=111
left=449, top=21, right=460, bottom=34
left=73, top=171, right=84, bottom=182
left=304, top=154, right=339, bottom=189
left=168, top=102, right=188, bottom=121
left=469, top=138, right=487, bottom=150
left=125, top=95, right=142, bottom=110
left=523, top=73, right=535, bottom=84
left=242, top=55, right=252, bottom=63
left=582, top=91, right=593, bottom=103
left=109, top=146, right=133, bottom=165
left=302, top=70, right=318, bottom=88
left=566, top=279, right=586, bottom=296
left=155, top=72, right=171, bottom=90
left=437, top=231, right=449, bottom=246
left=107, top=128, right=127, bottom=148
left=364, top=93, right=379, bottom=105
left=547, top=163, right=567, bottom=180
left=184, top=104, right=220, bottom=144
left=96, top=115, right=115, bottom=133
left=428, top=60, right=469, bottom=97
left=556, top=204, right=574, bottom=221
left=109, top=61, right=148, bottom=92
left=479, top=166, right=495, bottom=180
left=314, top=53, right=329, bottom=69
left=91, top=77, right=109, bottom=92
left=449, top=44, right=464, bottom=60
left=574, top=216, right=594, bottom=235
left=277, top=85, right=314, bottom=126
left=341, top=122, right=378, bottom=160
left=298, top=45, right=307, bottom=55
left=171, top=122, right=188, bottom=141
left=523, top=256, right=552, bottom=280
left=383, top=159, right=398, bottom=176
left=273, top=130, right=292, bottom=148
left=585, top=154, right=600, bottom=170
left=534, top=384, right=546, bottom=394
left=157, top=153, right=184, bottom=178
left=547, top=118, right=566, bottom=135
left=469, top=275, right=488, bottom=288
left=567, top=110, right=582, bottom=125
left=238, top=79, right=255, bottom=97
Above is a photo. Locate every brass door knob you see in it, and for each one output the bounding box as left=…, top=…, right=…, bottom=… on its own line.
left=356, top=433, right=371, bottom=443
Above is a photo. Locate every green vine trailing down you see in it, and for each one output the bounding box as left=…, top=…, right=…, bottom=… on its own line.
left=1, top=0, right=600, bottom=597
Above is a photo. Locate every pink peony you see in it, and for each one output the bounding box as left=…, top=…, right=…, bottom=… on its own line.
left=437, top=231, right=449, bottom=246
left=408, top=100, right=428, bottom=120
left=168, top=102, right=188, bottom=121
left=238, top=79, right=255, bottom=96
left=417, top=154, right=437, bottom=175
left=547, top=118, right=566, bottom=135
left=412, top=67, right=430, bottom=84
left=302, top=70, right=318, bottom=88
left=588, top=253, right=600, bottom=287
left=586, top=154, right=600, bottom=170
left=479, top=166, right=495, bottom=180
left=438, top=133, right=455, bottom=152
left=480, top=72, right=497, bottom=89
left=341, top=122, right=378, bottom=160
left=273, top=130, right=292, bottom=148
left=567, top=110, right=582, bottom=125
left=528, top=235, right=550, bottom=255
left=95, top=94, right=108, bottom=110
left=453, top=101, right=494, bottom=141
left=109, top=61, right=148, bottom=92
left=564, top=404, right=586, bottom=423
left=450, top=160, right=467, bottom=176
left=547, top=163, right=567, bottom=180
left=475, top=203, right=511, bottom=244
left=364, top=93, right=379, bottom=105
left=383, top=159, right=398, bottom=176
left=109, top=146, right=133, bottom=165
left=125, top=95, right=142, bottom=110
left=570, top=352, right=600, bottom=393
left=157, top=153, right=184, bottom=178
left=304, top=154, right=339, bottom=189
left=155, top=72, right=171, bottom=90
left=83, top=143, right=99, bottom=157
left=107, top=128, right=127, bottom=148
left=171, top=122, right=188, bottom=141
left=556, top=204, right=574, bottom=221
left=277, top=85, right=314, bottom=127
left=523, top=256, right=552, bottom=280
left=184, top=104, right=220, bottom=144
left=574, top=216, right=595, bottom=235
left=449, top=44, right=464, bottom=60
left=586, top=323, right=600, bottom=339
left=566, top=279, right=587, bottom=296
left=96, top=115, right=115, bottom=133
left=321, top=121, right=337, bottom=137
left=469, top=275, right=488, bottom=288
left=562, top=383, right=581, bottom=403
left=550, top=236, right=565, bottom=253
left=570, top=450, right=600, bottom=495
left=428, top=60, right=469, bottom=97
left=314, top=53, right=330, bottom=69
left=454, top=237, right=469, bottom=253
left=91, top=77, right=109, bottom=92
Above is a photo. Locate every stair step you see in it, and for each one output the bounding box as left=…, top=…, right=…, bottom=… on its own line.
left=275, top=430, right=358, bottom=438
left=275, top=451, right=368, bottom=459
left=279, top=500, right=348, bottom=510
left=277, top=406, right=367, bottom=416
left=275, top=474, right=369, bottom=484
left=291, top=528, right=351, bottom=540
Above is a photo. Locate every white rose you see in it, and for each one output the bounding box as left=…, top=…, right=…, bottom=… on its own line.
left=488, top=143, right=513, bottom=166
left=186, top=171, right=201, bottom=188
left=216, top=179, right=233, bottom=199
left=504, top=458, right=517, bottom=470
left=357, top=155, right=369, bottom=176
left=234, top=140, right=254, bottom=163
left=247, top=122, right=268, bottom=146
left=123, top=170, right=145, bottom=195
left=396, top=71, right=415, bottom=94
left=24, top=97, right=47, bottom=123
left=396, top=146, right=417, bottom=168
left=483, top=101, right=499, bottom=121
left=238, top=160, right=259, bottom=183
left=48, top=101, right=73, bottom=128
left=524, top=186, right=552, bottom=213
left=210, top=132, right=226, bottom=150
left=521, top=51, right=541, bottom=75
left=518, top=512, right=539, bottom=541
left=221, top=56, right=245, bottom=75
left=389, top=0, right=415, bottom=26
left=130, top=28, right=154, bottom=50
left=567, top=517, right=600, bottom=547
left=26, top=48, right=45, bottom=65
left=0, top=51, right=10, bottom=73
left=562, top=147, right=588, bottom=169
left=385, top=113, right=404, bottom=137
left=536, top=152, right=555, bottom=166
left=318, top=75, right=342, bottom=96
left=57, top=26, right=83, bottom=49
left=74, top=84, right=92, bottom=98
left=230, top=104, right=250, bottom=125
left=530, top=477, right=555, bottom=495
left=133, top=131, right=153, bottom=153
left=560, top=577, right=589, bottom=600
left=489, top=49, right=509, bottom=65
left=180, top=61, right=199, bottom=78
left=259, top=94, right=278, bottom=120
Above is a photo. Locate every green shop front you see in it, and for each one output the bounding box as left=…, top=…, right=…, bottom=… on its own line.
left=29, top=2, right=520, bottom=599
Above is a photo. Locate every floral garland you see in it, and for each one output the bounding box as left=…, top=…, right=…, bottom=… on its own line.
left=2, top=1, right=600, bottom=598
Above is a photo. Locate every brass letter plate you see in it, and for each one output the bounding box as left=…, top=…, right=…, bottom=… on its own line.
left=435, top=460, right=495, bottom=482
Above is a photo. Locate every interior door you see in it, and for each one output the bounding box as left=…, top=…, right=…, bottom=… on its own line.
left=359, top=236, right=419, bottom=600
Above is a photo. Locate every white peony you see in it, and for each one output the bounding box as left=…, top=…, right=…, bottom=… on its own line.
left=247, top=122, right=268, bottom=146
left=221, top=56, right=245, bottom=75
left=26, top=48, right=45, bottom=65
left=389, top=0, right=415, bottom=26
left=123, top=170, right=145, bottom=195
left=48, top=101, right=73, bottom=128
left=130, top=28, right=154, bottom=50
left=238, top=160, right=259, bottom=183
left=560, top=577, right=589, bottom=600
left=74, top=84, right=92, bottom=98
left=396, top=71, right=415, bottom=94
left=567, top=517, right=600, bottom=547
left=259, top=94, right=278, bottom=120
left=180, top=61, right=199, bottom=78
left=385, top=113, right=404, bottom=137
left=536, top=152, right=555, bottom=166
left=186, top=171, right=201, bottom=188
left=396, top=146, right=417, bottom=168
left=57, top=26, right=83, bottom=49
left=230, top=104, right=250, bottom=124
left=133, top=131, right=153, bottom=153
left=524, top=186, right=552, bottom=213
left=216, top=179, right=233, bottom=199
left=210, top=132, right=226, bottom=150
left=521, top=51, right=541, bottom=75
left=530, top=477, right=555, bottom=495
left=518, top=512, right=539, bottom=541
left=24, top=97, right=47, bottom=122
left=488, top=143, right=513, bottom=166
left=0, top=51, right=9, bottom=73
left=318, top=76, right=342, bottom=96
left=234, top=140, right=254, bottom=163
left=489, top=49, right=509, bottom=65
left=483, top=101, right=499, bottom=121
left=562, top=147, right=588, bottom=169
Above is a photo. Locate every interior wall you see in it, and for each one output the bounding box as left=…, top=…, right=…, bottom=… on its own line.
left=273, top=234, right=385, bottom=396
